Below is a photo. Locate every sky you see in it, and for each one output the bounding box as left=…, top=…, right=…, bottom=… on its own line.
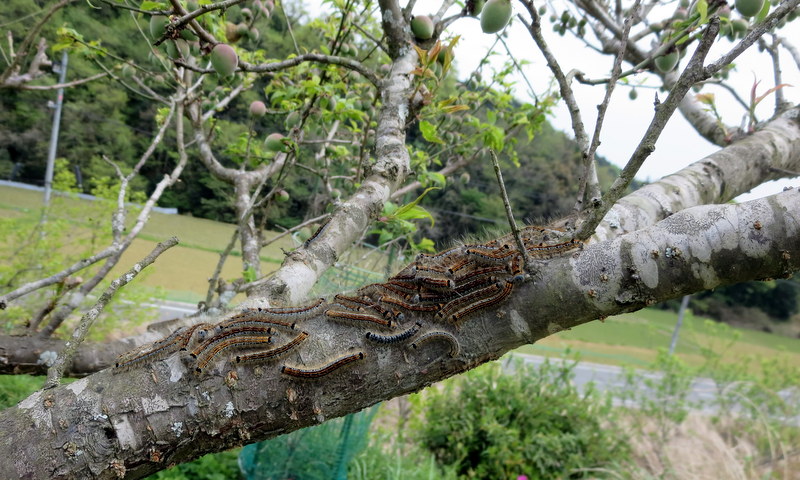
left=303, top=1, right=800, bottom=202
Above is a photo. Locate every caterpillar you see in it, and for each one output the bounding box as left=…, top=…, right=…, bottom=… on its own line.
left=464, top=246, right=519, bottom=264
left=365, top=321, right=422, bottom=344
left=194, top=335, right=272, bottom=373
left=437, top=281, right=504, bottom=320
left=114, top=325, right=191, bottom=371
left=281, top=352, right=365, bottom=378
left=380, top=295, right=441, bottom=312
left=325, top=309, right=393, bottom=328
left=454, top=265, right=509, bottom=285
left=190, top=326, right=273, bottom=358
left=304, top=218, right=332, bottom=247
left=410, top=331, right=460, bottom=357
left=334, top=294, right=395, bottom=319
left=526, top=239, right=583, bottom=258
left=449, top=280, right=515, bottom=324
left=235, top=331, right=309, bottom=364
left=444, top=257, right=473, bottom=276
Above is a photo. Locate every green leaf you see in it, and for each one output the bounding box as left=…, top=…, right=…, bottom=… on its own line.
left=755, top=0, right=770, bottom=22
left=425, top=171, right=446, bottom=188
left=414, top=237, right=436, bottom=253
left=696, top=0, right=708, bottom=23
left=243, top=266, right=257, bottom=283
left=392, top=187, right=439, bottom=226
left=395, top=205, right=435, bottom=225
left=419, top=120, right=445, bottom=144
left=140, top=1, right=167, bottom=11
left=483, top=125, right=504, bottom=151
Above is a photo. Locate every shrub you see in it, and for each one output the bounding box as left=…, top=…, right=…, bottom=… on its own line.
left=417, top=358, right=629, bottom=479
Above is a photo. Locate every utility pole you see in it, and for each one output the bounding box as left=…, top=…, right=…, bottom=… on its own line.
left=668, top=295, right=691, bottom=355
left=43, top=50, right=68, bottom=209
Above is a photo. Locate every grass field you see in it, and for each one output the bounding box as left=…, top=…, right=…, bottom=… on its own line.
left=2, top=184, right=799, bottom=370
left=516, top=307, right=800, bottom=370
left=0, top=185, right=390, bottom=303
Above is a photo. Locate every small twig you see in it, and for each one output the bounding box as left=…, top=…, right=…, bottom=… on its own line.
left=761, top=35, right=786, bottom=111
left=769, top=166, right=800, bottom=177
left=575, top=18, right=721, bottom=240
left=15, top=71, right=109, bottom=90
left=702, top=79, right=750, bottom=111
left=497, top=33, right=538, bottom=101
left=261, top=213, right=331, bottom=249
left=518, top=3, right=590, bottom=161
left=490, top=150, right=533, bottom=275
left=277, top=1, right=300, bottom=55
left=575, top=0, right=641, bottom=212
left=778, top=36, right=800, bottom=71
left=43, top=237, right=178, bottom=388
left=205, top=227, right=240, bottom=308
left=0, top=249, right=117, bottom=309
left=176, top=54, right=381, bottom=88
left=351, top=23, right=389, bottom=55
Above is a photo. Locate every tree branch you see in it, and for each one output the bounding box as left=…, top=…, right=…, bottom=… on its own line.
left=247, top=49, right=417, bottom=306
left=576, top=19, right=720, bottom=239
left=176, top=54, right=381, bottom=88
left=43, top=237, right=179, bottom=389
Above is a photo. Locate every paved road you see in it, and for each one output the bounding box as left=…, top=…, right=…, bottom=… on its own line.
left=146, top=300, right=197, bottom=322
left=507, top=353, right=720, bottom=411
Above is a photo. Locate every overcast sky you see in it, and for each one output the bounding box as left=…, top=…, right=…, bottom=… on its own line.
left=303, top=1, right=800, bottom=201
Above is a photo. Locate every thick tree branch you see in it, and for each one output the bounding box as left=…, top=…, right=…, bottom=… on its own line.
left=593, top=105, right=800, bottom=241
left=1, top=188, right=798, bottom=478
left=247, top=49, right=417, bottom=305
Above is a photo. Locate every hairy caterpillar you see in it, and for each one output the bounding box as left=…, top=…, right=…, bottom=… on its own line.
left=365, top=321, right=422, bottom=344
left=281, top=352, right=365, bottom=378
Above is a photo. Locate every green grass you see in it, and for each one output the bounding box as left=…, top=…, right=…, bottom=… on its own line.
left=515, top=308, right=800, bottom=370
left=0, top=184, right=388, bottom=302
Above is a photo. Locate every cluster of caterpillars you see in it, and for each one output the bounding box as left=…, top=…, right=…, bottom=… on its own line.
left=114, top=226, right=582, bottom=378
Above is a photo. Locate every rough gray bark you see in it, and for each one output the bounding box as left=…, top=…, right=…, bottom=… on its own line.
left=0, top=188, right=798, bottom=479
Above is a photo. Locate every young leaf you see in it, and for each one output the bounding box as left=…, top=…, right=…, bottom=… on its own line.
left=420, top=120, right=445, bottom=144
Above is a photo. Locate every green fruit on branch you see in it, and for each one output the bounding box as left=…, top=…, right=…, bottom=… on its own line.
left=467, top=0, right=486, bottom=16
left=735, top=0, right=764, bottom=17
left=265, top=133, right=289, bottom=152
left=225, top=22, right=241, bottom=43
left=285, top=111, right=302, bottom=129
left=629, top=88, right=638, bottom=100
left=481, top=0, right=512, bottom=34
left=149, top=15, right=169, bottom=40
left=731, top=18, right=749, bottom=38
left=275, top=189, right=290, bottom=202
left=249, top=101, right=267, bottom=116
left=410, top=15, right=434, bottom=39
left=210, top=44, right=238, bottom=77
